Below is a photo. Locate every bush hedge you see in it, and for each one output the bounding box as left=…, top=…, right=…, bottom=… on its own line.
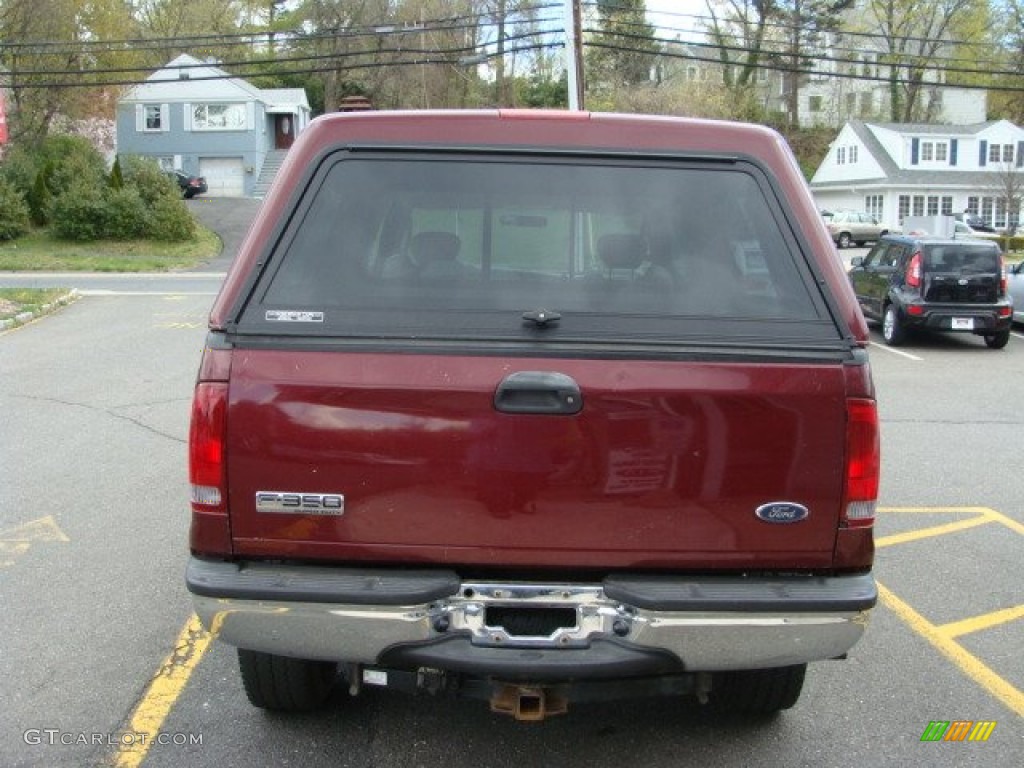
left=0, top=178, right=31, bottom=241
left=0, top=137, right=194, bottom=243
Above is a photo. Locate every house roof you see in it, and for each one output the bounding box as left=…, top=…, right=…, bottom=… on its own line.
left=121, top=54, right=308, bottom=110
left=812, top=119, right=1022, bottom=190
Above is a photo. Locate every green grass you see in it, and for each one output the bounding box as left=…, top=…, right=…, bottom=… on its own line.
left=0, top=226, right=221, bottom=272
left=0, top=287, right=69, bottom=322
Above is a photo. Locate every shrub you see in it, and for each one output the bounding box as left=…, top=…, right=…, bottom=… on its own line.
left=147, top=195, right=196, bottom=241
left=120, top=155, right=178, bottom=205
left=50, top=182, right=107, bottom=241
left=103, top=187, right=148, bottom=240
left=38, top=135, right=107, bottom=199
left=0, top=179, right=31, bottom=241
left=28, top=167, right=54, bottom=226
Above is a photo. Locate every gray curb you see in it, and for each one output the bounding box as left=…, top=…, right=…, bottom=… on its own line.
left=0, top=289, right=80, bottom=330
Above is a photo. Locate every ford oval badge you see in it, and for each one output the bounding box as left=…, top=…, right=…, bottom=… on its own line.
left=755, top=502, right=809, bottom=524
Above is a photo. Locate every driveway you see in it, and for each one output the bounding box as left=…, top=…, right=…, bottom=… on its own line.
left=185, top=197, right=263, bottom=272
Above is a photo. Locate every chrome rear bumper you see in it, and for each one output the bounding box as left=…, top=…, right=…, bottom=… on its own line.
left=188, top=558, right=875, bottom=674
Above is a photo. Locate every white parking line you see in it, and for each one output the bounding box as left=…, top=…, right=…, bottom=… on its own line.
left=869, top=341, right=924, bottom=361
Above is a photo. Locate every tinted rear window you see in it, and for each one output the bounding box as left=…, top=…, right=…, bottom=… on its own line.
left=241, top=152, right=839, bottom=346
left=924, top=243, right=1000, bottom=272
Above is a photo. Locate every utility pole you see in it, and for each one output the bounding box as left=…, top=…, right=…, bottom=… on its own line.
left=497, top=0, right=506, bottom=105
left=563, top=0, right=584, bottom=110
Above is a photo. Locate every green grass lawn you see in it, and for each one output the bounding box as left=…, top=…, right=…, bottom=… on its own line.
left=0, top=226, right=221, bottom=272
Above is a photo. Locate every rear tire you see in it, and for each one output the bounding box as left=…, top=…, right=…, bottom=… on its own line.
left=984, top=330, right=1010, bottom=349
left=237, top=649, right=337, bottom=711
left=709, top=664, right=807, bottom=715
left=882, top=304, right=906, bottom=346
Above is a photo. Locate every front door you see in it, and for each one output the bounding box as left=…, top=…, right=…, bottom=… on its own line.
left=275, top=115, right=295, bottom=149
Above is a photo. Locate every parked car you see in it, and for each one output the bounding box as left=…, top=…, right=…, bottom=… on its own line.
left=169, top=170, right=208, bottom=199
left=186, top=110, right=879, bottom=720
left=953, top=212, right=995, bottom=233
left=825, top=210, right=890, bottom=248
left=848, top=234, right=1012, bottom=348
left=1008, top=260, right=1024, bottom=324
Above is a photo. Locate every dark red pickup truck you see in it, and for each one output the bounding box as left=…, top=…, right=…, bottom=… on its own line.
left=186, top=110, right=879, bottom=720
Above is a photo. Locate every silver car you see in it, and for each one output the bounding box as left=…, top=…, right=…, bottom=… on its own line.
left=825, top=211, right=890, bottom=249
left=1008, top=260, right=1024, bottom=324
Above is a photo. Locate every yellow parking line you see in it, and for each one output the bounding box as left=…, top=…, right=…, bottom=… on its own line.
left=978, top=507, right=1024, bottom=536
left=877, top=582, right=1024, bottom=718
left=875, top=515, right=993, bottom=548
left=937, top=605, right=1024, bottom=640
left=113, top=614, right=213, bottom=768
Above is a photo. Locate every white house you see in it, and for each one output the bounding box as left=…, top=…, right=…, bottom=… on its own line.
left=116, top=54, right=310, bottom=197
left=810, top=119, right=1024, bottom=231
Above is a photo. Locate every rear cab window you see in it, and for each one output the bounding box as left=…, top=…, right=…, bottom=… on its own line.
left=237, top=150, right=844, bottom=350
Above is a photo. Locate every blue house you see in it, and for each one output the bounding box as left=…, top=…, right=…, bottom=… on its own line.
left=116, top=54, right=310, bottom=197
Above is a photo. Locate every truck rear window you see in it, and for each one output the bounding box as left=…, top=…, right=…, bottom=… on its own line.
left=241, top=152, right=838, bottom=346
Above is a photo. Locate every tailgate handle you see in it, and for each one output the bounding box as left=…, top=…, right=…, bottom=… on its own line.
left=494, top=371, right=583, bottom=415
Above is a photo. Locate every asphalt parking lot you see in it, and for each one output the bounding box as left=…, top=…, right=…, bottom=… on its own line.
left=1, top=241, right=1021, bottom=767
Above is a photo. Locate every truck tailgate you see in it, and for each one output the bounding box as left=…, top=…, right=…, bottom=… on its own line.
left=226, top=349, right=847, bottom=570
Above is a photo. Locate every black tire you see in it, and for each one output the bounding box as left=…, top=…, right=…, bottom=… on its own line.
left=709, top=664, right=807, bottom=715
left=882, top=304, right=906, bottom=346
left=984, top=330, right=1010, bottom=349
left=237, top=649, right=337, bottom=712
left=837, top=232, right=852, bottom=249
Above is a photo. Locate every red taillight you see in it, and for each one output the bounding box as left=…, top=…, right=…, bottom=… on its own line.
left=189, top=382, right=227, bottom=510
left=843, top=398, right=879, bottom=529
left=906, top=251, right=922, bottom=288
left=998, top=255, right=1007, bottom=295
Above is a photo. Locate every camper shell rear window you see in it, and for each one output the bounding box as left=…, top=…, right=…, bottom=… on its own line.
left=236, top=150, right=843, bottom=348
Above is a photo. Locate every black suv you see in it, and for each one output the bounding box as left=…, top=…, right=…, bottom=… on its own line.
left=849, top=235, right=1012, bottom=348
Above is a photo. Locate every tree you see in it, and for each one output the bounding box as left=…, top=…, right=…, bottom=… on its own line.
left=986, top=160, right=1023, bottom=241
left=992, top=0, right=1024, bottom=122
left=0, top=0, right=144, bottom=142
left=588, top=0, right=660, bottom=91
left=855, top=0, right=987, bottom=122
left=767, top=0, right=853, bottom=128
left=704, top=0, right=773, bottom=95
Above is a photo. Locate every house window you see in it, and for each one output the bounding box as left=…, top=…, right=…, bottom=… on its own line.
left=898, top=195, right=911, bottom=222
left=837, top=147, right=846, bottom=165
left=989, top=144, right=1016, bottom=163
left=912, top=196, right=925, bottom=216
left=865, top=195, right=883, bottom=218
left=156, top=157, right=175, bottom=171
left=809, top=95, right=822, bottom=113
left=995, top=199, right=1007, bottom=228
left=144, top=105, right=162, bottom=131
left=926, top=196, right=939, bottom=216
left=941, top=196, right=953, bottom=215
left=920, top=140, right=948, bottom=164
left=849, top=145, right=858, bottom=163
left=966, top=196, right=979, bottom=215
left=192, top=103, right=246, bottom=131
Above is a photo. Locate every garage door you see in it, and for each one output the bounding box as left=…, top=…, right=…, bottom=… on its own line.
left=199, top=157, right=245, bottom=197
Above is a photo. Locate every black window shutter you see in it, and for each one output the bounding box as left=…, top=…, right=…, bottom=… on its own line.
left=911, top=138, right=919, bottom=165
left=949, top=139, right=958, bottom=166
left=979, top=140, right=987, bottom=167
